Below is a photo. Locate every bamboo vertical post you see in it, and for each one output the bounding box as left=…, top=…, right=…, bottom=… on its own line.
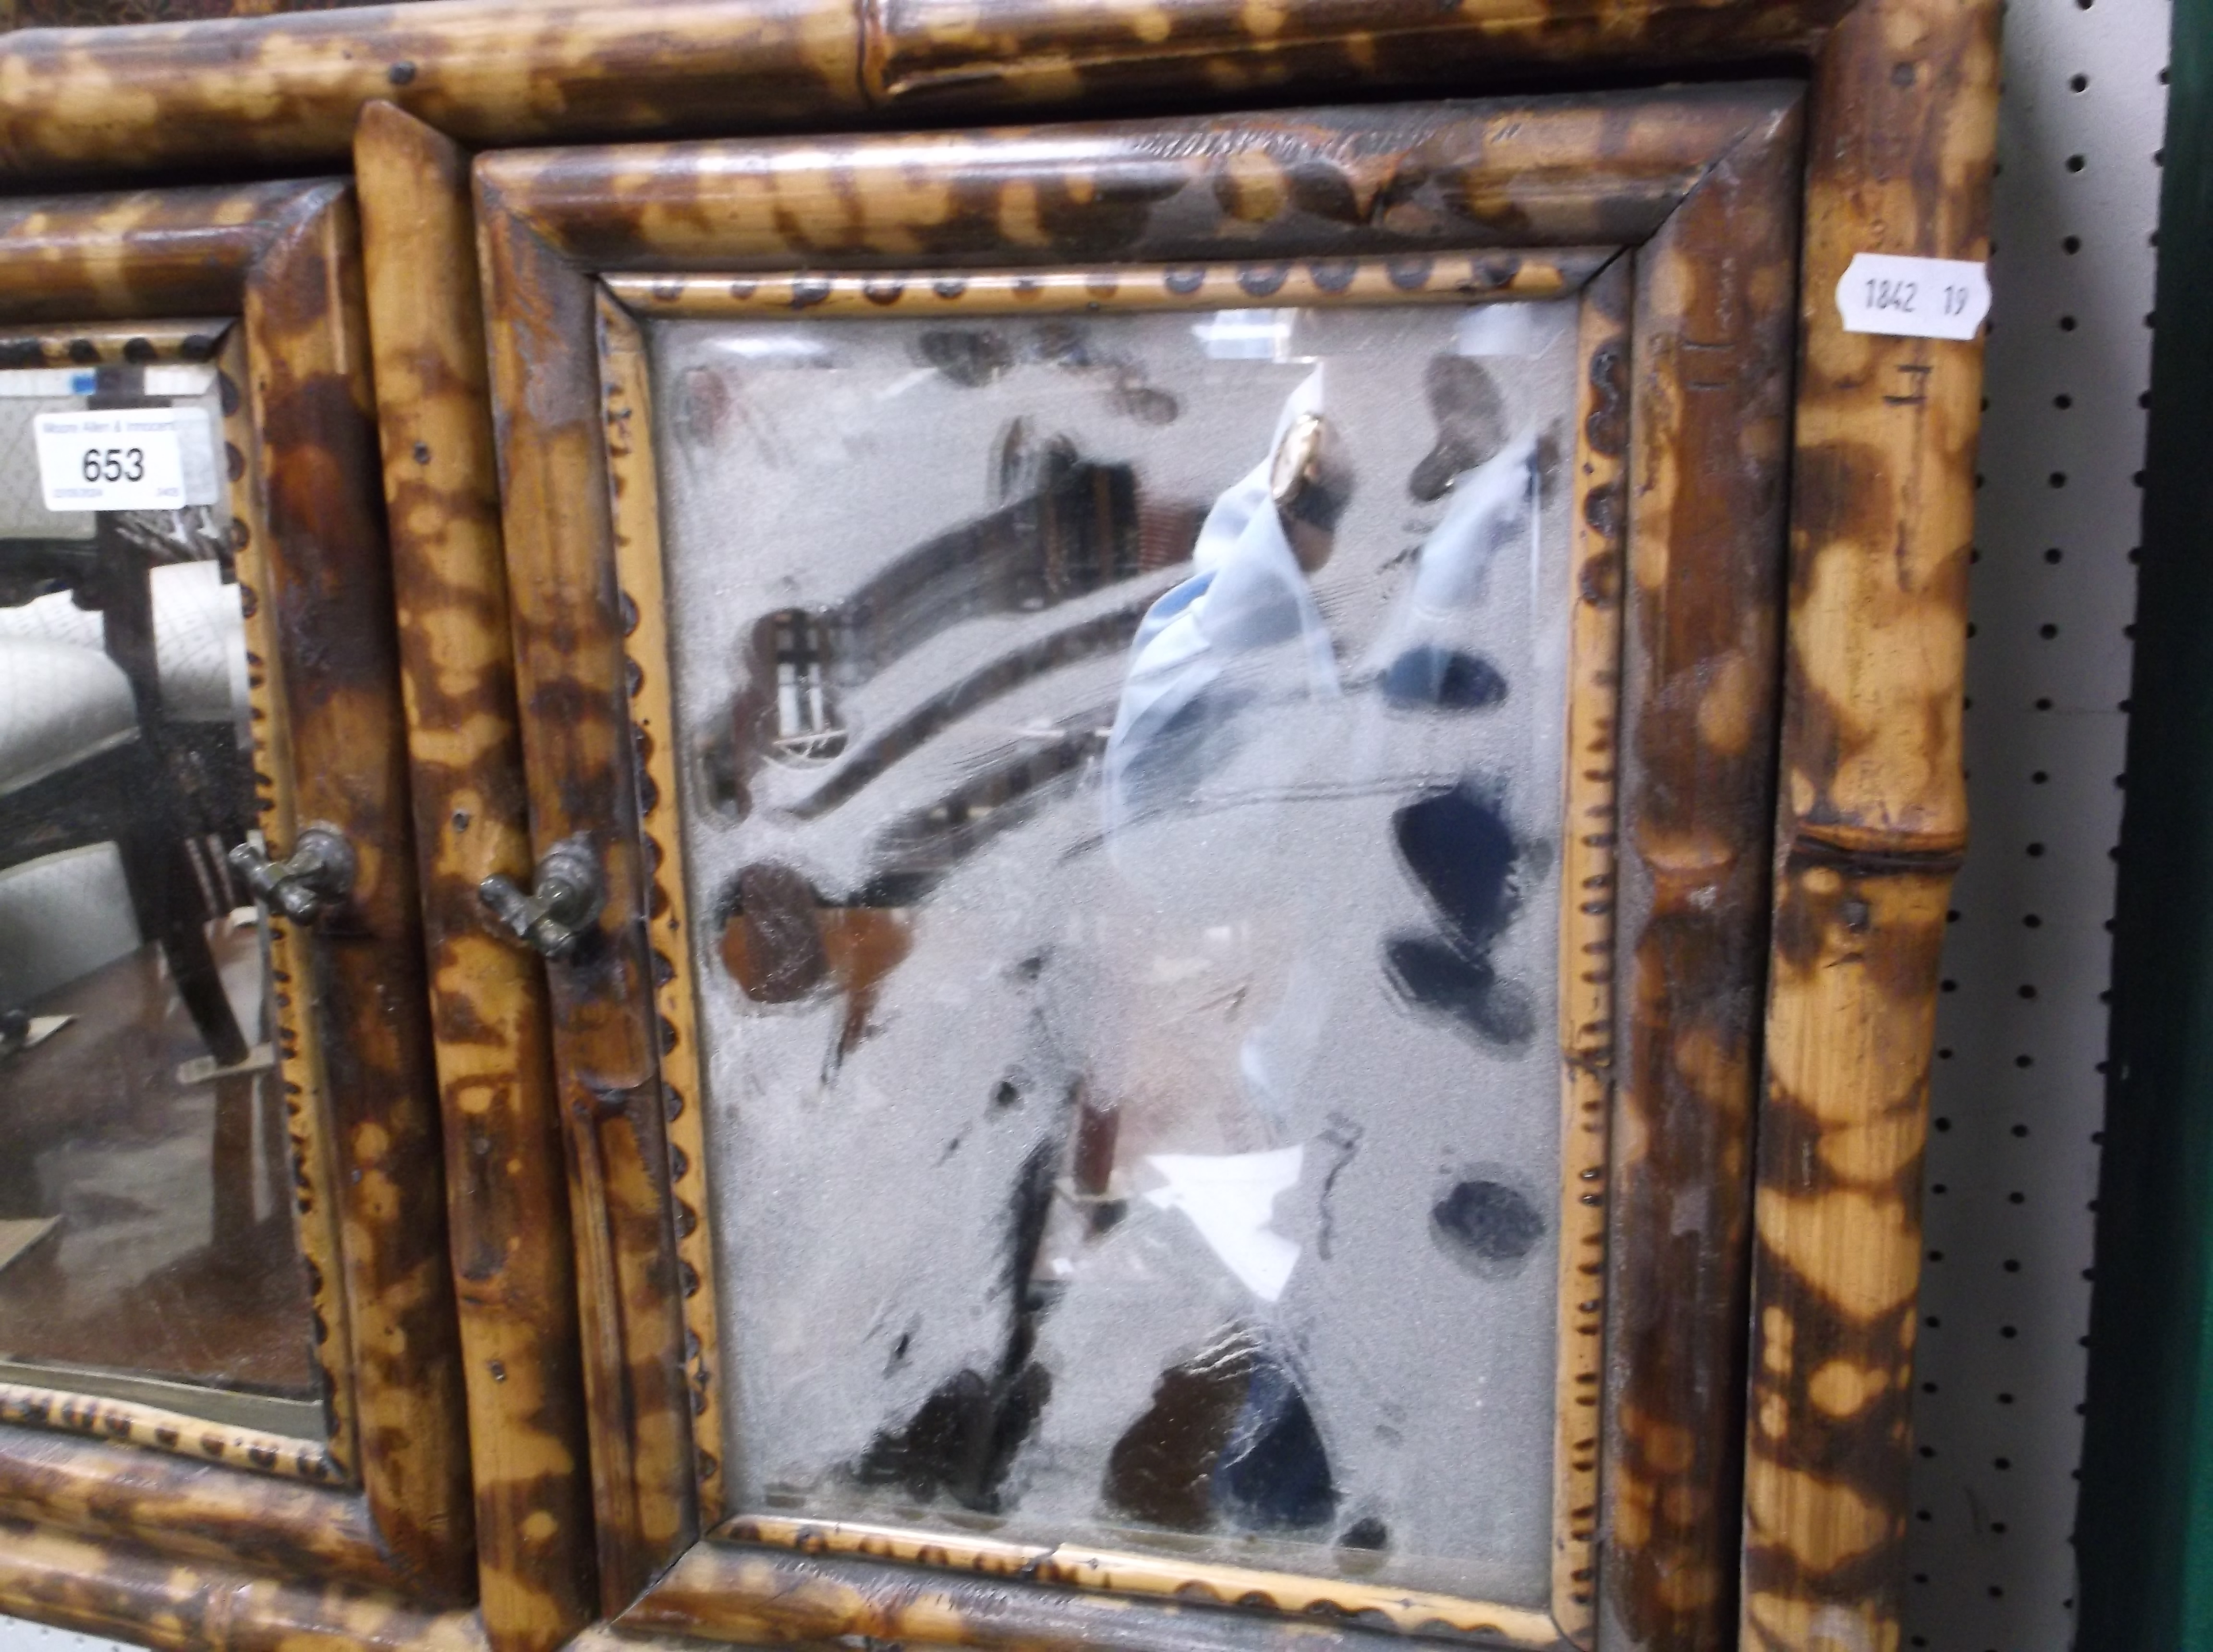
left=1740, top=0, right=2001, bottom=1644
left=355, top=99, right=597, bottom=1652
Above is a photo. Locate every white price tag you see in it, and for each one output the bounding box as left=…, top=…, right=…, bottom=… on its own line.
left=33, top=407, right=219, bottom=512
left=1836, top=253, right=1992, bottom=340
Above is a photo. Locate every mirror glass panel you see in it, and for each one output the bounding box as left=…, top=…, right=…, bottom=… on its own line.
left=0, top=359, right=320, bottom=1434
left=650, top=301, right=1580, bottom=1603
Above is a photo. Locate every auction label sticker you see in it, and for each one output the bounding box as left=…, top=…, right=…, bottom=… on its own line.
left=1836, top=253, right=1992, bottom=341
left=34, top=406, right=219, bottom=512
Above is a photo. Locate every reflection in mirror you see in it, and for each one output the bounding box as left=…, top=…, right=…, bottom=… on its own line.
left=0, top=361, right=320, bottom=1435
left=651, top=304, right=1578, bottom=1603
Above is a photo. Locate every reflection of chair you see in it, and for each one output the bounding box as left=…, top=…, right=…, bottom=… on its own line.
left=0, top=522, right=254, bottom=1066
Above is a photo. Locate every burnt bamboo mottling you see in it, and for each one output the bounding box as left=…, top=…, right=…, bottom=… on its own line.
left=479, top=85, right=1802, bottom=1642
left=1556, top=253, right=1631, bottom=1647
left=0, top=1422, right=411, bottom=1593
left=0, top=0, right=1857, bottom=182
left=629, top=1532, right=1502, bottom=1652
left=0, top=321, right=228, bottom=364
left=0, top=0, right=867, bottom=179
left=0, top=1521, right=487, bottom=1652
left=355, top=98, right=597, bottom=1652
left=1605, top=95, right=1803, bottom=1652
left=481, top=86, right=1790, bottom=275
left=474, top=150, right=703, bottom=1621
left=0, top=1385, right=335, bottom=1487
left=1739, top=0, right=1999, bottom=1645
left=0, top=0, right=1994, bottom=1640
left=594, top=291, right=726, bottom=1531
left=239, top=175, right=475, bottom=1608
left=0, top=177, right=478, bottom=1633
left=862, top=0, right=1849, bottom=111
left=221, top=317, right=361, bottom=1494
left=600, top=253, right=1611, bottom=317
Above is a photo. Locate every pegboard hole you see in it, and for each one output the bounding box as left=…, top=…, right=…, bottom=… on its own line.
left=2065, top=154, right=2086, bottom=172
left=2069, top=72, right=2089, bottom=90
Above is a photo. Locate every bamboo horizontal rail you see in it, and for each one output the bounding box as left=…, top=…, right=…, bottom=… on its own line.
left=0, top=0, right=1848, bottom=181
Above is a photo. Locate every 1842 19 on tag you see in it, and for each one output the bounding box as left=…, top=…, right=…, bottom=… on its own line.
left=1835, top=253, right=1993, bottom=341
left=34, top=407, right=221, bottom=512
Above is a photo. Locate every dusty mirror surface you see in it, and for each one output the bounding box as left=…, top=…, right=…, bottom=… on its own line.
left=0, top=360, right=320, bottom=1434
left=648, top=301, right=1580, bottom=1604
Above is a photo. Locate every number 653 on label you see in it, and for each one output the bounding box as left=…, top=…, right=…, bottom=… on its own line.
left=33, top=407, right=221, bottom=512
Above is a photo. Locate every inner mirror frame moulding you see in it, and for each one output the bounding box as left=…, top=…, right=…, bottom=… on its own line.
left=607, top=262, right=1614, bottom=1644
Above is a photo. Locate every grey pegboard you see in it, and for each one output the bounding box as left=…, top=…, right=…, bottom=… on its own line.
left=0, top=1625, right=133, bottom=1652
left=1903, top=0, right=2168, bottom=1646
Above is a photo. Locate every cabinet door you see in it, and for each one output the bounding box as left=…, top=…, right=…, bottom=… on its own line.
left=473, top=89, right=1801, bottom=1648
left=0, top=182, right=472, bottom=1635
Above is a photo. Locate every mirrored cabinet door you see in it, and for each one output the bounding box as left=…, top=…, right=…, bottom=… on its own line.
left=0, top=177, right=471, bottom=1632
left=472, top=86, right=1803, bottom=1648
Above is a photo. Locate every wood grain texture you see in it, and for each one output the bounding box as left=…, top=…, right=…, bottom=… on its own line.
left=0, top=1519, right=486, bottom=1652
left=480, top=85, right=1804, bottom=274
left=0, top=0, right=864, bottom=179
left=712, top=1517, right=1564, bottom=1646
left=242, top=177, right=476, bottom=1609
left=222, top=319, right=361, bottom=1489
left=1604, top=95, right=1803, bottom=1652
left=475, top=166, right=701, bottom=1620
left=596, top=290, right=724, bottom=1531
left=602, top=250, right=1610, bottom=316
left=863, top=0, right=1849, bottom=112
left=1553, top=253, right=1630, bottom=1651
left=630, top=1533, right=1537, bottom=1652
left=355, top=98, right=596, bottom=1652
left=0, top=1423, right=411, bottom=1592
left=1741, top=0, right=1999, bottom=1646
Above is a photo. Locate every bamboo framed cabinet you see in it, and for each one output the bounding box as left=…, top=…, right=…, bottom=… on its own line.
left=0, top=2, right=1995, bottom=1651
left=0, top=181, right=475, bottom=1640
left=352, top=0, right=1989, bottom=1640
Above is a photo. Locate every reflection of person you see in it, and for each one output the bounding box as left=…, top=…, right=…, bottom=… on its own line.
left=1100, top=369, right=1343, bottom=847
